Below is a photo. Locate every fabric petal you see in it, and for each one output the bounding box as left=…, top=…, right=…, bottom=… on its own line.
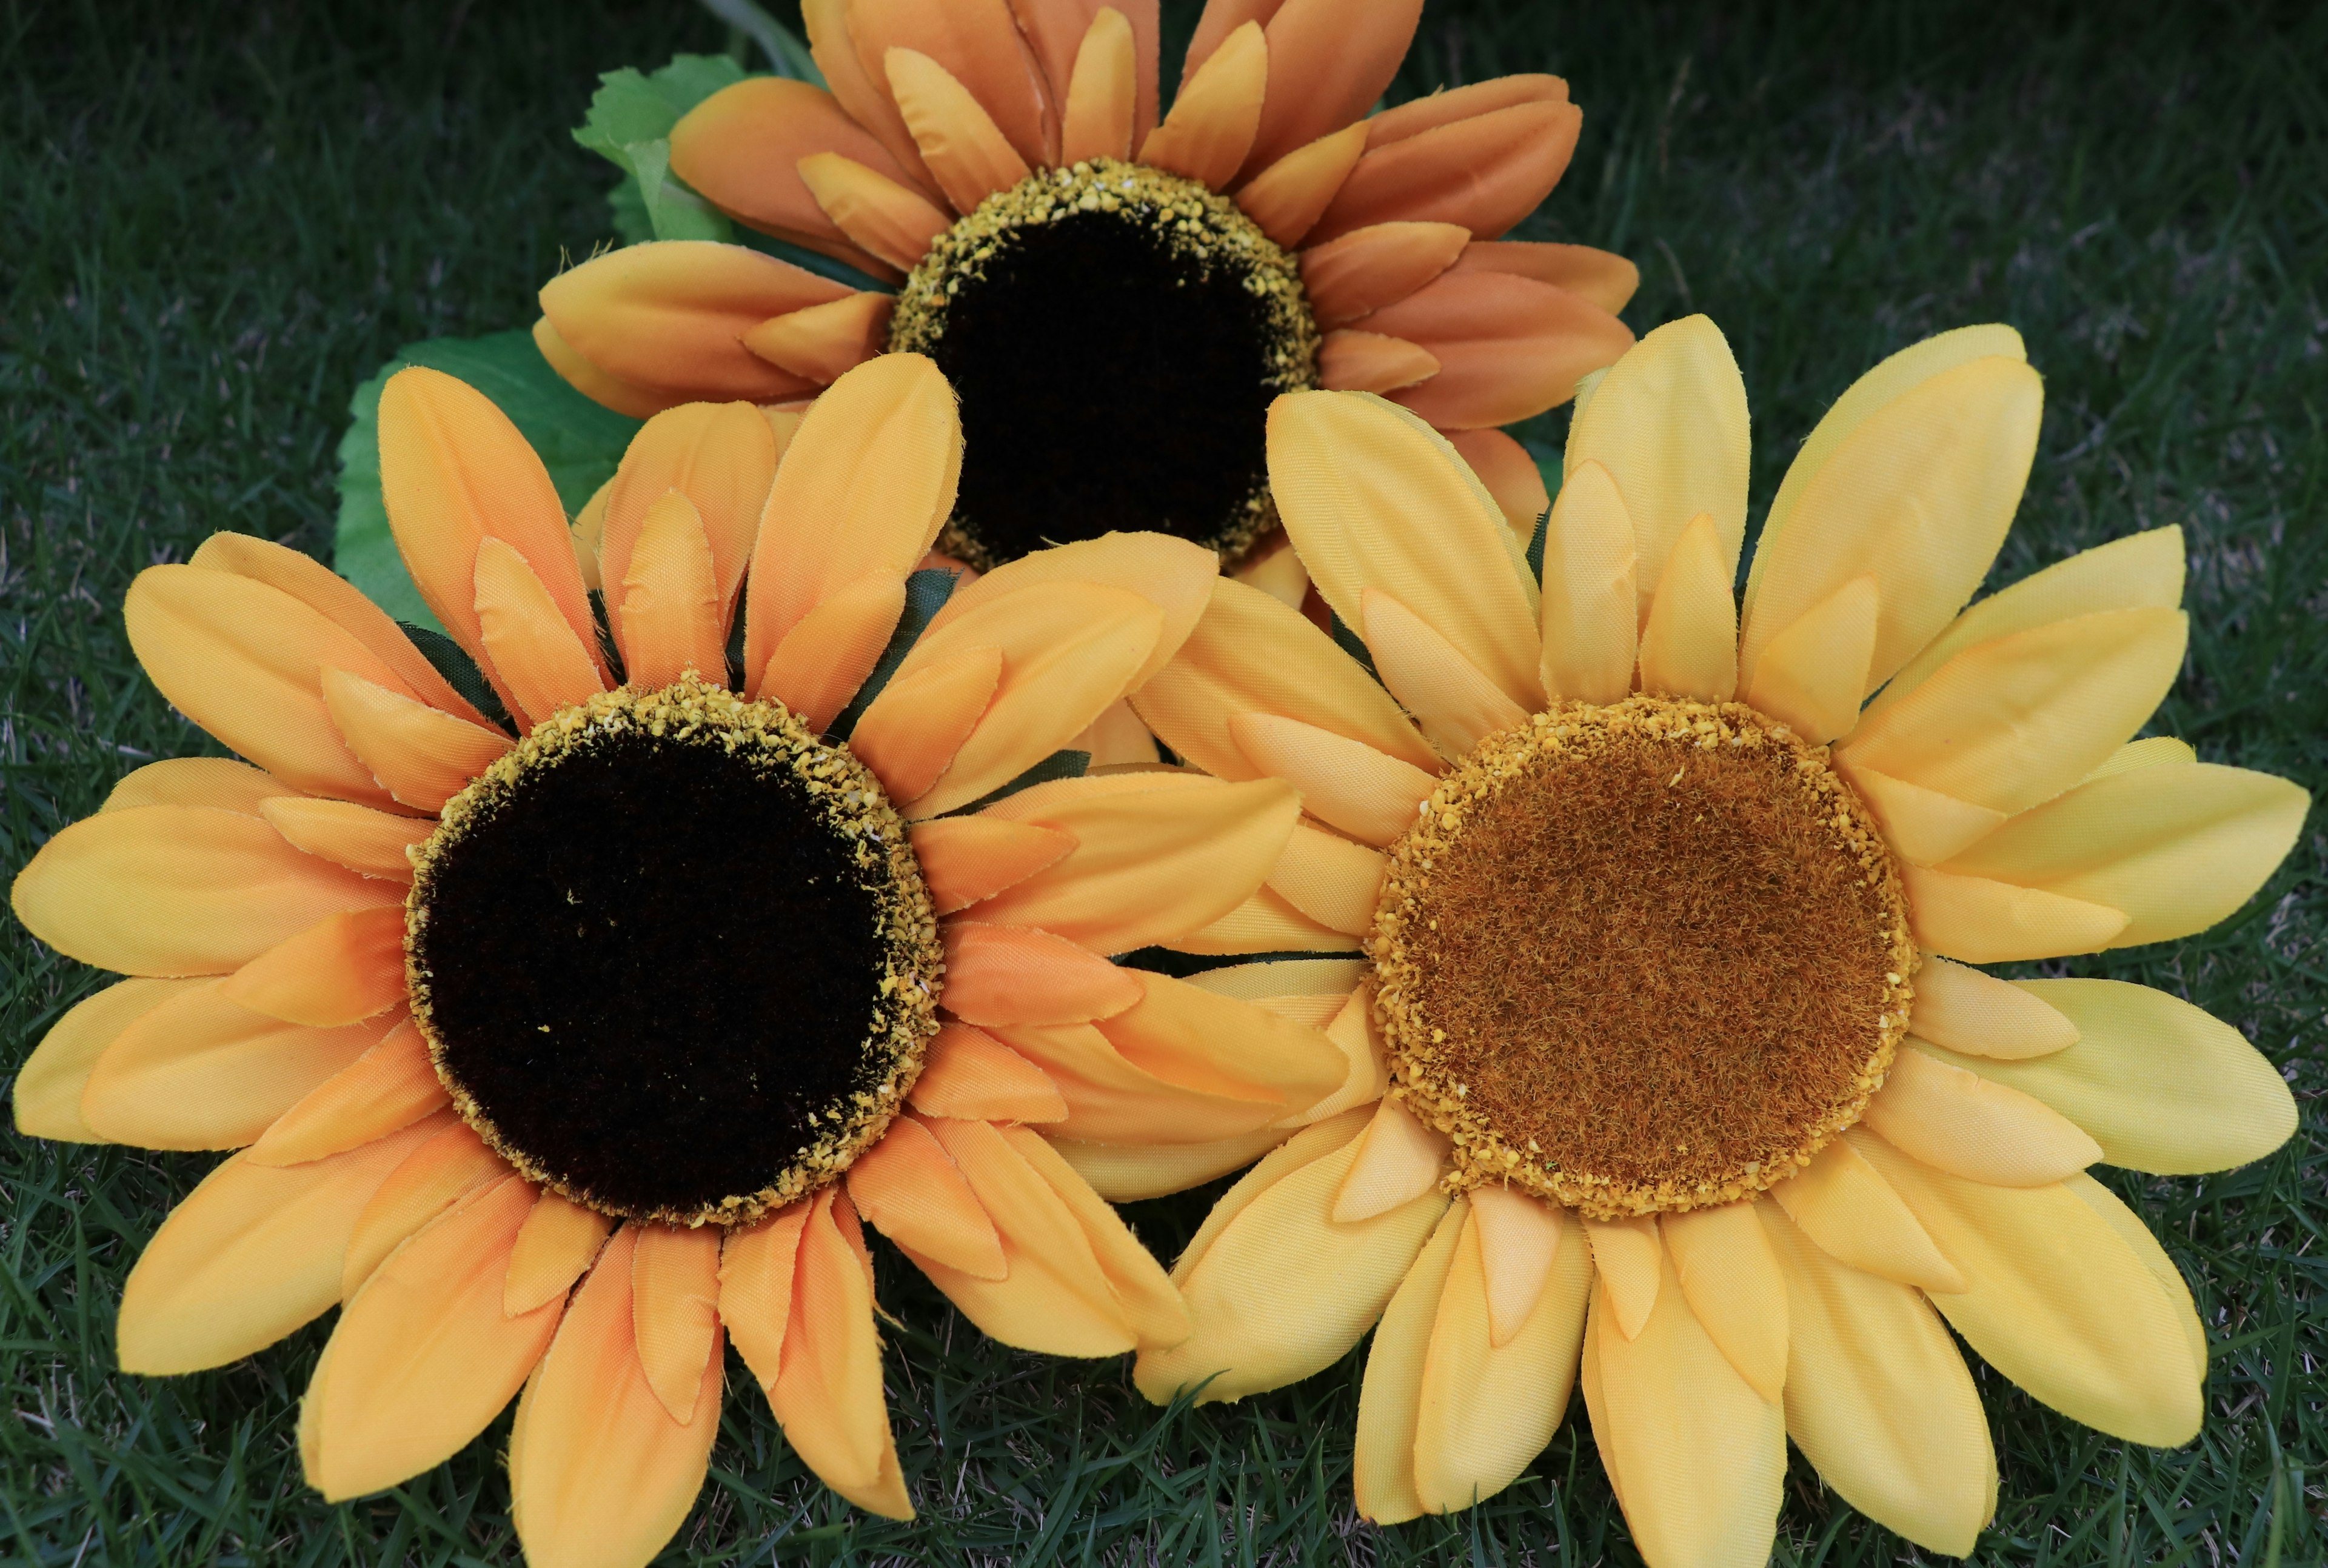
left=846, top=0, right=1049, bottom=168
left=1636, top=512, right=1739, bottom=702
left=923, top=531, right=1219, bottom=688
left=1859, top=1045, right=2101, bottom=1186
left=630, top=1224, right=723, bottom=1425
left=472, top=536, right=608, bottom=727
left=1330, top=1096, right=1451, bottom=1222
left=669, top=77, right=919, bottom=276
left=847, top=1112, right=1007, bottom=1278
left=1901, top=862, right=2129, bottom=963
left=341, top=1123, right=512, bottom=1299
left=740, top=292, right=893, bottom=387
left=906, top=1022, right=1069, bottom=1121
left=1767, top=1135, right=1963, bottom=1293
left=1447, top=427, right=1551, bottom=538
left=1318, top=329, right=1439, bottom=393
left=909, top=816, right=1078, bottom=913
left=1740, top=573, right=1878, bottom=744
left=1839, top=762, right=2009, bottom=867
left=1310, top=88, right=1579, bottom=246
left=614, top=490, right=728, bottom=690
left=768, top=1190, right=914, bottom=1516
left=1351, top=1198, right=1465, bottom=1524
left=801, top=0, right=938, bottom=193
left=1137, top=19, right=1265, bottom=189
left=247, top=1019, right=448, bottom=1169
left=506, top=1190, right=616, bottom=1315
left=100, top=756, right=293, bottom=816
left=1265, top=819, right=1386, bottom=935
left=258, top=797, right=432, bottom=884
left=1537, top=458, right=1639, bottom=705
left=885, top=46, right=1031, bottom=213
left=1013, top=0, right=1160, bottom=146
left=15, top=977, right=204, bottom=1143
left=538, top=241, right=840, bottom=402
left=1907, top=954, right=2081, bottom=1059
left=319, top=669, right=511, bottom=815
left=598, top=399, right=779, bottom=625
left=1235, top=120, right=1369, bottom=247
left=215, top=906, right=407, bottom=1029
left=1371, top=269, right=1634, bottom=428
left=1300, top=221, right=1470, bottom=327
left=937, top=921, right=1142, bottom=1026
left=1582, top=1215, right=1662, bottom=1340
left=1468, top=1184, right=1565, bottom=1347
left=1228, top=711, right=1437, bottom=847
left=1662, top=1201, right=1788, bottom=1404
left=1451, top=239, right=1640, bottom=315
left=797, top=151, right=954, bottom=274
left=1056, top=4, right=1139, bottom=164
left=1239, top=0, right=1423, bottom=179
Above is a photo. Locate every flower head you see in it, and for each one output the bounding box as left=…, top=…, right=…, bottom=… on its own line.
left=1124, top=318, right=2309, bottom=1563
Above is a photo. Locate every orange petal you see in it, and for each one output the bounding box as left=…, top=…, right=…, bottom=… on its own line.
left=922, top=530, right=1218, bottom=688
left=81, top=983, right=390, bottom=1150
left=846, top=0, right=1049, bottom=167
left=1266, top=820, right=1387, bottom=935
left=124, top=564, right=418, bottom=806
left=307, top=1175, right=554, bottom=1501
left=938, top=919, right=1143, bottom=1025
left=101, top=756, right=293, bottom=815
left=342, top=1122, right=512, bottom=1300
left=258, top=796, right=432, bottom=882
left=1453, top=240, right=1641, bottom=316
left=1447, top=428, right=1551, bottom=538
left=216, top=906, right=407, bottom=1028
left=669, top=76, right=919, bottom=276
left=472, top=536, right=608, bottom=727
left=1300, top=221, right=1470, bottom=327
left=1236, top=120, right=1368, bottom=247
left=1372, top=269, right=1634, bottom=427
left=1137, top=19, right=1265, bottom=189
left=1015, top=0, right=1161, bottom=146
left=1318, top=329, right=1439, bottom=393
left=632, top=1224, right=723, bottom=1424
left=743, top=352, right=960, bottom=681
left=116, top=1112, right=450, bottom=1373
left=1005, top=1123, right=1187, bottom=1346
left=1240, top=0, right=1423, bottom=180
left=538, top=242, right=842, bottom=402
left=847, top=641, right=1003, bottom=804
left=741, top=292, right=894, bottom=387
left=533, top=316, right=689, bottom=421
left=798, top=151, right=954, bottom=274
left=377, top=366, right=603, bottom=702
left=600, top=400, right=780, bottom=624
left=511, top=1226, right=728, bottom=1563
left=768, top=1189, right=912, bottom=1515
left=14, top=976, right=200, bottom=1143
left=1057, top=4, right=1138, bottom=163
left=614, top=491, right=727, bottom=690
left=803, top=0, right=941, bottom=196
left=908, top=816, right=1079, bottom=913
left=1312, top=92, right=1580, bottom=245
left=319, top=668, right=511, bottom=815
left=990, top=1019, right=1285, bottom=1143
left=848, top=1113, right=1007, bottom=1278
left=506, top=1189, right=616, bottom=1316
left=247, top=1019, right=448, bottom=1168
left=885, top=47, right=1031, bottom=213
left=186, top=532, right=493, bottom=727
left=906, top=1021, right=1069, bottom=1122
left=718, top=1201, right=810, bottom=1392
left=1096, top=969, right=1346, bottom=1114
left=757, top=572, right=908, bottom=732
left=12, top=804, right=387, bottom=977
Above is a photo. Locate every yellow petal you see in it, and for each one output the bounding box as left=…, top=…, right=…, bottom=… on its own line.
left=884, top=46, right=1029, bottom=213
left=1169, top=882, right=1362, bottom=956
left=341, top=1123, right=511, bottom=1299
left=1265, top=821, right=1386, bottom=936
left=2087, top=734, right=2198, bottom=779
left=506, top=1189, right=615, bottom=1316
left=1468, top=1183, right=1564, bottom=1347
left=1907, top=953, right=2079, bottom=1059
left=1228, top=710, right=1438, bottom=847
left=14, top=978, right=199, bottom=1143
left=1331, top=1096, right=1450, bottom=1223
left=1582, top=1215, right=1662, bottom=1339
left=319, top=667, right=510, bottom=815
left=1838, top=607, right=2188, bottom=816
left=246, top=1018, right=448, bottom=1168
left=83, top=983, right=392, bottom=1150
left=1740, top=353, right=2043, bottom=696
left=2065, top=1173, right=2208, bottom=1383
left=1662, top=1200, right=1788, bottom=1404
left=846, top=1112, right=1005, bottom=1279
left=1564, top=315, right=1750, bottom=621
left=1058, top=5, right=1137, bottom=164
left=1006, top=1126, right=1188, bottom=1349
left=1537, top=458, right=1637, bottom=706
left=1049, top=1128, right=1290, bottom=1203
left=1941, top=762, right=2309, bottom=949
left=1859, top=1045, right=2100, bottom=1186
left=989, top=1018, right=1283, bottom=1144
left=308, top=1175, right=554, bottom=1501
left=1901, top=862, right=2129, bottom=964
left=630, top=1224, right=722, bottom=1425
left=1094, top=969, right=1348, bottom=1117
left=116, top=1113, right=449, bottom=1373
left=972, top=773, right=1302, bottom=953
left=510, top=1227, right=729, bottom=1567
left=472, top=535, right=607, bottom=728
left=1268, top=390, right=1544, bottom=707
left=743, top=353, right=958, bottom=684
left=1855, top=1135, right=2203, bottom=1446
left=924, top=530, right=1220, bottom=690
left=1412, top=1198, right=1593, bottom=1517
left=536, top=239, right=840, bottom=402
left=216, top=906, right=407, bottom=1028
left=1137, top=19, right=1265, bottom=188
left=1767, top=1135, right=1963, bottom=1293
left=597, top=401, right=777, bottom=622
left=764, top=1192, right=912, bottom=1517
left=1129, top=575, right=1441, bottom=784
left=1360, top=586, right=1531, bottom=755
left=1635, top=512, right=1738, bottom=702
left=1922, top=979, right=2297, bottom=1175
left=1741, top=573, right=1876, bottom=744
left=1580, top=1247, right=1785, bottom=1568
left=1837, top=762, right=2009, bottom=867
left=615, top=490, right=726, bottom=690
left=102, top=756, right=292, bottom=815
left=1864, top=524, right=2184, bottom=724
left=258, top=796, right=432, bottom=883
left=1351, top=1199, right=1465, bottom=1524
left=1758, top=1199, right=1996, bottom=1555
left=1135, top=1106, right=1448, bottom=1404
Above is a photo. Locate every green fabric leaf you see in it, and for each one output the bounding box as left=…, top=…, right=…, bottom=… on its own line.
left=575, top=56, right=749, bottom=244
left=332, top=329, right=643, bottom=632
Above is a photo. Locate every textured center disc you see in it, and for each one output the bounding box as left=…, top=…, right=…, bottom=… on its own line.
left=1371, top=697, right=1917, bottom=1219
left=406, top=680, right=940, bottom=1226
left=889, top=158, right=1319, bottom=569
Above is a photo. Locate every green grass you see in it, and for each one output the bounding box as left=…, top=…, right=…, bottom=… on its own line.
left=4, top=0, right=2323, bottom=1561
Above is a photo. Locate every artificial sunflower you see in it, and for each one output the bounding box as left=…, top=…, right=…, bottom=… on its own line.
left=10, top=352, right=1359, bottom=1567
left=1124, top=317, right=2309, bottom=1563
left=532, top=0, right=1637, bottom=575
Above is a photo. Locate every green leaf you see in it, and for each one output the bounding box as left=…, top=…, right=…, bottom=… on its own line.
left=333, top=330, right=643, bottom=631
left=574, top=56, right=749, bottom=244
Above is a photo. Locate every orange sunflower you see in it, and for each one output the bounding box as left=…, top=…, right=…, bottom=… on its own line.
left=1123, top=319, right=2309, bottom=1563
left=10, top=352, right=1354, bottom=1567
left=532, top=0, right=1636, bottom=574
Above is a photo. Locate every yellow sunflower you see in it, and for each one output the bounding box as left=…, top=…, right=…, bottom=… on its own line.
left=1123, top=317, right=2309, bottom=1563
left=530, top=0, right=1637, bottom=575
left=9, top=352, right=1356, bottom=1568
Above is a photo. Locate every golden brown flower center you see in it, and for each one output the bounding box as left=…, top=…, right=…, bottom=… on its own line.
left=405, top=678, right=942, bottom=1227
left=889, top=157, right=1319, bottom=569
left=1370, top=696, right=1916, bottom=1219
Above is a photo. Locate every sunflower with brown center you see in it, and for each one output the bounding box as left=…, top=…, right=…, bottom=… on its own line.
left=9, top=353, right=1360, bottom=1568
left=1122, top=318, right=2309, bottom=1564
left=531, top=0, right=1637, bottom=573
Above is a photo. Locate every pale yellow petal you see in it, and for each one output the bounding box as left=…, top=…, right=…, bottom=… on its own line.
left=923, top=530, right=1219, bottom=689
left=1331, top=1096, right=1451, bottom=1222
left=1351, top=1200, right=1465, bottom=1524
left=1859, top=1045, right=2100, bottom=1186
left=1634, top=512, right=1738, bottom=702
left=1536, top=459, right=1637, bottom=706
left=1739, top=573, right=1876, bottom=744
left=14, top=978, right=199, bottom=1143
left=1264, top=821, right=1385, bottom=936
left=1582, top=1215, right=1662, bottom=1339
left=1360, top=586, right=1531, bottom=755
left=258, top=796, right=433, bottom=883
left=1662, top=1200, right=1787, bottom=1403
left=1767, top=1135, right=1963, bottom=1293
left=1468, top=1183, right=1564, bottom=1348
left=1907, top=953, right=2080, bottom=1059
left=1901, top=862, right=2129, bottom=963
left=1228, top=710, right=1437, bottom=847
left=1838, top=762, right=2009, bottom=867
